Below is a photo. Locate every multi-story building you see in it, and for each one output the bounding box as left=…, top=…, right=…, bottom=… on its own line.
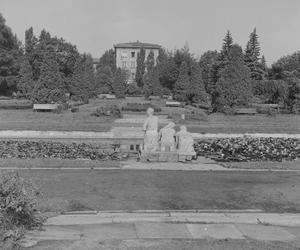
left=114, top=41, right=161, bottom=84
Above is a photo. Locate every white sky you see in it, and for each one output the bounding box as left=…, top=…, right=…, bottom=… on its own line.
left=2, top=0, right=300, bottom=64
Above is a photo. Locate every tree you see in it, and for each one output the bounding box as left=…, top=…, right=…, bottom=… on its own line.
left=271, top=51, right=300, bottom=79
left=173, top=61, right=189, bottom=102
left=32, top=52, right=66, bottom=103
left=17, top=58, right=35, bottom=97
left=135, top=46, right=145, bottom=87
left=97, top=49, right=116, bottom=73
left=95, top=66, right=114, bottom=94
left=215, top=44, right=252, bottom=110
left=112, top=68, right=127, bottom=98
left=187, top=63, right=209, bottom=104
left=220, top=30, right=233, bottom=60
left=143, top=50, right=163, bottom=97
left=0, top=13, right=22, bottom=96
left=199, top=50, right=219, bottom=95
left=244, top=28, right=266, bottom=80
left=284, top=78, right=300, bottom=113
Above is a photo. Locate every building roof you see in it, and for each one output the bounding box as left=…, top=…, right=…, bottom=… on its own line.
left=114, top=41, right=161, bottom=49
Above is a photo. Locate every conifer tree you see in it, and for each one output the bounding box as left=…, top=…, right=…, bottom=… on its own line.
left=220, top=30, right=233, bottom=60
left=244, top=28, right=266, bottom=80
left=135, top=46, right=145, bottom=87
left=215, top=44, right=252, bottom=110
left=187, top=63, right=208, bottom=104
left=173, top=61, right=189, bottom=102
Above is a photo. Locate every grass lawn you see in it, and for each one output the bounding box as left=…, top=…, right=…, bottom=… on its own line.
left=5, top=169, right=300, bottom=213
left=27, top=238, right=300, bottom=250
left=222, top=160, right=300, bottom=170
left=187, top=113, right=300, bottom=134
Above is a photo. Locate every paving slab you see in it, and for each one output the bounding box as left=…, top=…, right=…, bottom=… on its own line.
left=77, top=223, right=137, bottom=240
left=45, top=215, right=113, bottom=226
left=135, top=222, right=192, bottom=239
left=187, top=224, right=245, bottom=239
left=236, top=224, right=296, bottom=241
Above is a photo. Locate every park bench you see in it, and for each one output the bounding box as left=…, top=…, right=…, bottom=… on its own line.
left=234, top=108, right=257, bottom=115
left=166, top=101, right=182, bottom=107
left=33, top=104, right=59, bottom=112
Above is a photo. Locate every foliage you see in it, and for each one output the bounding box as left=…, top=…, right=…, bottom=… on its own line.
left=0, top=172, right=43, bottom=231
left=252, top=80, right=287, bottom=104
left=173, top=61, right=189, bottom=102
left=244, top=28, right=266, bottom=80
left=17, top=58, right=35, bottom=98
left=199, top=50, right=219, bottom=94
left=284, top=78, right=300, bottom=114
left=112, top=68, right=128, bottom=98
left=91, top=104, right=122, bottom=118
left=31, top=52, right=67, bottom=103
left=195, top=137, right=300, bottom=162
left=215, top=45, right=252, bottom=110
left=135, top=46, right=145, bottom=87
left=96, top=48, right=116, bottom=73
left=143, top=51, right=163, bottom=98
left=220, top=31, right=233, bottom=60
left=187, top=63, right=209, bottom=104
left=126, top=83, right=143, bottom=96
left=95, top=66, right=114, bottom=94
left=271, top=51, right=300, bottom=79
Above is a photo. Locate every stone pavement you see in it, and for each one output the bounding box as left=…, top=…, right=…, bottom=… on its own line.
left=22, top=211, right=300, bottom=247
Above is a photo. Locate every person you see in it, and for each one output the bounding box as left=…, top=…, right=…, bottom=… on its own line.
left=176, top=125, right=196, bottom=156
left=159, top=122, right=176, bottom=152
left=142, top=107, right=159, bottom=152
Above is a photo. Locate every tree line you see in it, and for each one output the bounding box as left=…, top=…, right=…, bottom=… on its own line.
left=0, top=12, right=299, bottom=113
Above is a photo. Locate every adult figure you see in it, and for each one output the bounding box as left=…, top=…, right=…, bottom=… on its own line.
left=176, top=125, right=196, bottom=156
left=142, top=107, right=158, bottom=152
left=159, top=122, right=176, bottom=152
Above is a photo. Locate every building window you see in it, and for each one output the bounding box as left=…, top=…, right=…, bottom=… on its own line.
left=131, top=61, right=135, bottom=68
left=131, top=52, right=135, bottom=58
left=122, top=61, right=127, bottom=68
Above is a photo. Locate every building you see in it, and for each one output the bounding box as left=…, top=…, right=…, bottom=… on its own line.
left=114, top=41, right=161, bottom=84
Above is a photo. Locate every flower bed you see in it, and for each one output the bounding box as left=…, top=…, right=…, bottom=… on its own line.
left=0, top=141, right=121, bottom=160
left=195, top=137, right=300, bottom=162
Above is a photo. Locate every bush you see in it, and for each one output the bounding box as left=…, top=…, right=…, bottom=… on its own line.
left=122, top=103, right=161, bottom=112
left=256, top=106, right=277, bottom=116
left=71, top=107, right=79, bottom=113
left=92, top=105, right=122, bottom=118
left=0, top=172, right=43, bottom=231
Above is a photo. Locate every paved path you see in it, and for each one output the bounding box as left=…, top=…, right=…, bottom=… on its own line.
left=22, top=211, right=300, bottom=247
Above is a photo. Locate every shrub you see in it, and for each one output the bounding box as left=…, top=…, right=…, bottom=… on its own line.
left=92, top=105, right=122, bottom=118
left=256, top=106, right=277, bottom=116
left=0, top=172, right=43, bottom=231
left=71, top=107, right=79, bottom=113
left=122, top=103, right=161, bottom=112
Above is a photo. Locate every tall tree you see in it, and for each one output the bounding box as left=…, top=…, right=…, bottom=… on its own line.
left=135, top=46, right=145, bottom=87
left=17, top=58, right=34, bottom=97
left=215, top=44, right=252, bottom=110
left=173, top=61, right=189, bottom=102
left=95, top=66, right=114, bottom=94
left=97, top=49, right=116, bottom=73
left=112, top=68, right=127, bottom=98
left=244, top=28, right=266, bottom=80
left=220, top=30, right=233, bottom=60
left=32, top=52, right=66, bottom=103
left=187, top=63, right=209, bottom=104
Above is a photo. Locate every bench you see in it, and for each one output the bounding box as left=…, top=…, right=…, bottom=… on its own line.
left=234, top=108, right=257, bottom=115
left=166, top=101, right=182, bottom=107
left=33, top=104, right=59, bottom=112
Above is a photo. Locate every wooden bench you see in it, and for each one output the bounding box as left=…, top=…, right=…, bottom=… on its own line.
left=234, top=108, right=257, bottom=115
left=33, top=104, right=59, bottom=112
left=166, top=101, right=182, bottom=107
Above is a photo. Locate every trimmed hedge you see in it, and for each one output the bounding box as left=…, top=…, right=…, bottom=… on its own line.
left=122, top=103, right=161, bottom=112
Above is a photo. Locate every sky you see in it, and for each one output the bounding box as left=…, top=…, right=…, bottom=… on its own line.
left=1, top=0, right=300, bottom=64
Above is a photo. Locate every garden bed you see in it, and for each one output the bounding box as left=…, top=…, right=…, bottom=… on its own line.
left=195, top=137, right=300, bottom=162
